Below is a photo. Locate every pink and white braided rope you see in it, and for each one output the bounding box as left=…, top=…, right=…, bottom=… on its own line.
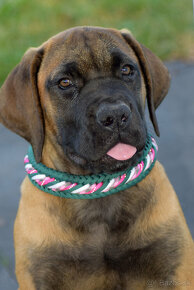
left=24, top=137, right=157, bottom=195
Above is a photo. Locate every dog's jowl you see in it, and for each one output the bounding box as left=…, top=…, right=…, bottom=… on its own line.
left=0, top=27, right=194, bottom=290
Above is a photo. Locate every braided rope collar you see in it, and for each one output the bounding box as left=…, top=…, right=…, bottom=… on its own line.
left=24, top=135, right=158, bottom=199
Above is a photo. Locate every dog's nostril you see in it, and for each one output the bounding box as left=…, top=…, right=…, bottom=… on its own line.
left=102, top=116, right=114, bottom=127
left=121, top=114, right=128, bottom=123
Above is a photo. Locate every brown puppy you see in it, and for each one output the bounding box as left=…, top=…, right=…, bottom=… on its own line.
left=0, top=27, right=194, bottom=290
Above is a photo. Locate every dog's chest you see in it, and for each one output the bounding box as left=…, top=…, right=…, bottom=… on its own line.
left=29, top=195, right=137, bottom=288
left=29, top=193, right=181, bottom=289
left=29, top=222, right=133, bottom=290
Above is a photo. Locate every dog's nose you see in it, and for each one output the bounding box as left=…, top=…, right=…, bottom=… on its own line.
left=96, top=102, right=131, bottom=130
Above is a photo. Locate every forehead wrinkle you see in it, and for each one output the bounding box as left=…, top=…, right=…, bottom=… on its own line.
left=69, top=34, right=113, bottom=73
left=40, top=28, right=140, bottom=84
left=47, top=62, right=78, bottom=81
left=65, top=29, right=120, bottom=71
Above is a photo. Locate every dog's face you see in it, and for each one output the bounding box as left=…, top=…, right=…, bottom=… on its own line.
left=0, top=27, right=170, bottom=174
left=39, top=27, right=147, bottom=173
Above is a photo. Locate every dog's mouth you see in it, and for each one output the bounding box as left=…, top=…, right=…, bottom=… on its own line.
left=67, top=141, right=144, bottom=174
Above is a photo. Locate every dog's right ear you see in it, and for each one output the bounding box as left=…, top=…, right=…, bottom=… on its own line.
left=120, top=29, right=171, bottom=137
left=0, top=47, right=44, bottom=162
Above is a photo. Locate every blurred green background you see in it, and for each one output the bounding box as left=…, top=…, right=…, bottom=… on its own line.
left=0, top=0, right=194, bottom=86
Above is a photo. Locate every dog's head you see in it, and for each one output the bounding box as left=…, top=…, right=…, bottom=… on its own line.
left=0, top=27, right=170, bottom=173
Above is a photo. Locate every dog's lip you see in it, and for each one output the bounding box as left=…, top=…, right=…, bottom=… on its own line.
left=67, top=142, right=145, bottom=168
left=91, top=147, right=145, bottom=173
left=67, top=151, right=87, bottom=166
left=67, top=150, right=134, bottom=173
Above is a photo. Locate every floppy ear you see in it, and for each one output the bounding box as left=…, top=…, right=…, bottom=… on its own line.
left=0, top=47, right=44, bottom=162
left=121, top=30, right=171, bottom=136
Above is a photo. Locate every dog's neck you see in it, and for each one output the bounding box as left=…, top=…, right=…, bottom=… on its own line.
left=24, top=135, right=157, bottom=199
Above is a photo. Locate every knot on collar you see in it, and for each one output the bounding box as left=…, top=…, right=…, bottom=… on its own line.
left=24, top=135, right=158, bottom=199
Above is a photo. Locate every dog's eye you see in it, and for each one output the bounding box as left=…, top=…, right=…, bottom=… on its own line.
left=121, top=65, right=135, bottom=76
left=59, top=79, right=73, bottom=89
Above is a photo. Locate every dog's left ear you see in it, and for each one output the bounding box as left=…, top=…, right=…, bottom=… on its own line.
left=121, top=30, right=171, bottom=136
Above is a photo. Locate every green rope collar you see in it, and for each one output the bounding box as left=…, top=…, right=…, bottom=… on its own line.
left=24, top=135, right=158, bottom=199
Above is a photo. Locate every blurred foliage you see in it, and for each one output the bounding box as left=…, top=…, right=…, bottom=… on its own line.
left=0, top=0, right=194, bottom=85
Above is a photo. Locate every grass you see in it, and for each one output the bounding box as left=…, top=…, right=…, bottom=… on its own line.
left=0, top=0, right=194, bottom=85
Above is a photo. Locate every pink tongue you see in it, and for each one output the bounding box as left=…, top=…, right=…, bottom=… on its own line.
left=107, top=143, right=137, bottom=161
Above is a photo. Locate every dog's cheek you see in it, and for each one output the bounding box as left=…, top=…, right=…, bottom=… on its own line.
left=73, top=128, right=97, bottom=159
